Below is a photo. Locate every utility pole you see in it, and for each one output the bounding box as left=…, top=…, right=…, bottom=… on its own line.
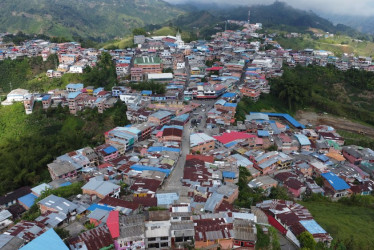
left=9, top=82, right=12, bottom=91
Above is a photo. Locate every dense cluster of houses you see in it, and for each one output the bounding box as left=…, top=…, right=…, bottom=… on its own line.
left=1, top=17, right=374, bottom=250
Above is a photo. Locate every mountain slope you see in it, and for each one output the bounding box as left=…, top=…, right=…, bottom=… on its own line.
left=318, top=12, right=374, bottom=35
left=0, top=0, right=183, bottom=40
left=205, top=2, right=365, bottom=38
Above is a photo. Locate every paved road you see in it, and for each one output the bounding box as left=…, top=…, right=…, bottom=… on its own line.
left=161, top=100, right=215, bottom=191
left=278, top=233, right=298, bottom=250
left=162, top=116, right=192, bottom=191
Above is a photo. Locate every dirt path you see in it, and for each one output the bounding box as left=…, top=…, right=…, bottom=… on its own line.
left=295, top=111, right=374, bottom=139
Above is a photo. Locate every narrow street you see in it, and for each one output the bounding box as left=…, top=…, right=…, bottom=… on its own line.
left=162, top=118, right=191, bottom=191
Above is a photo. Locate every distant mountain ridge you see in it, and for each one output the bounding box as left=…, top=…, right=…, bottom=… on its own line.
left=212, top=2, right=364, bottom=37
left=0, top=0, right=183, bottom=40
left=317, top=12, right=374, bottom=35
left=171, top=2, right=366, bottom=39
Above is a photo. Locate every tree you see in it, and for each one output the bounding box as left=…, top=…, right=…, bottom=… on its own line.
left=256, top=225, right=270, bottom=250
left=83, top=52, right=118, bottom=89
left=269, top=226, right=281, bottom=250
left=132, top=28, right=147, bottom=36
left=298, top=231, right=316, bottom=250
left=55, top=227, right=70, bottom=239
left=269, top=186, right=291, bottom=200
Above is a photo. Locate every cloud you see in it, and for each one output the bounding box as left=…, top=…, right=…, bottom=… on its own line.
left=166, top=0, right=374, bottom=16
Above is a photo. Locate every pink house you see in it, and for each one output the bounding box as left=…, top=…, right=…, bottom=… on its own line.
left=96, top=145, right=119, bottom=162
left=342, top=147, right=362, bottom=165
left=284, top=179, right=305, bottom=197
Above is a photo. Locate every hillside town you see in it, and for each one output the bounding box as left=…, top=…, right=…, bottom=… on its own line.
left=0, top=17, right=374, bottom=250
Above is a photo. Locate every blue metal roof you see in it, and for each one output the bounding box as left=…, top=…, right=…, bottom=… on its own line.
left=66, top=83, right=83, bottom=89
left=87, top=203, right=114, bottom=212
left=161, top=125, right=183, bottom=131
left=20, top=229, right=68, bottom=250
left=94, top=87, right=104, bottom=94
left=225, top=141, right=239, bottom=148
left=68, top=92, right=81, bottom=99
left=156, top=193, right=179, bottom=205
left=222, top=92, right=236, bottom=98
left=224, top=103, right=237, bottom=107
left=300, top=220, right=327, bottom=234
left=251, top=112, right=305, bottom=129
left=172, top=114, right=189, bottom=122
left=18, top=193, right=37, bottom=208
left=321, top=172, right=350, bottom=191
left=130, top=164, right=171, bottom=176
left=257, top=130, right=270, bottom=137
left=313, top=153, right=330, bottom=162
left=147, top=146, right=180, bottom=153
left=141, top=90, right=152, bottom=95
left=59, top=181, right=71, bottom=187
left=41, top=95, right=51, bottom=101
left=215, top=99, right=226, bottom=106
left=103, top=146, right=117, bottom=154
left=294, top=134, right=311, bottom=146
left=223, top=171, right=236, bottom=178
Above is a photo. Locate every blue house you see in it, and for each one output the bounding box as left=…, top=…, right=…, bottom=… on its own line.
left=321, top=172, right=350, bottom=199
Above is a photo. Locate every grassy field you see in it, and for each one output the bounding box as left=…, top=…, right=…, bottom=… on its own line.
left=103, top=36, right=134, bottom=49
left=300, top=201, right=374, bottom=249
left=276, top=34, right=374, bottom=57
left=337, top=129, right=374, bottom=148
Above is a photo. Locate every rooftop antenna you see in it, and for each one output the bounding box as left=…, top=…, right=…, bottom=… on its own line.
left=248, top=9, right=251, bottom=24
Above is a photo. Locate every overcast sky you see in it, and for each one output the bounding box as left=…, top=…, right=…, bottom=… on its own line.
left=166, top=0, right=374, bottom=16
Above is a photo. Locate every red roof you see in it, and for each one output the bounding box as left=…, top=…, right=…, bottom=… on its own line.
left=98, top=163, right=113, bottom=169
left=214, top=131, right=256, bottom=144
left=106, top=211, right=119, bottom=239
left=99, top=196, right=139, bottom=210
left=206, top=66, right=223, bottom=71
left=97, top=91, right=108, bottom=96
left=186, top=154, right=214, bottom=163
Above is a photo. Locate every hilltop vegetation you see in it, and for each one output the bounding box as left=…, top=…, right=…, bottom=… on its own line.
left=270, top=65, right=374, bottom=126
left=0, top=55, right=59, bottom=93
left=276, top=34, right=374, bottom=57
left=0, top=52, right=117, bottom=94
left=0, top=51, right=127, bottom=195
left=301, top=196, right=374, bottom=250
left=0, top=0, right=183, bottom=40
left=212, top=2, right=366, bottom=38
left=0, top=101, right=129, bottom=195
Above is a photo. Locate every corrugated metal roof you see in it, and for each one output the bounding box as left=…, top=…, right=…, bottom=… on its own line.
left=20, top=229, right=68, bottom=250
left=18, top=193, right=37, bottom=208
left=156, top=193, right=179, bottom=205
left=300, top=219, right=327, bottom=234
left=321, top=172, right=350, bottom=191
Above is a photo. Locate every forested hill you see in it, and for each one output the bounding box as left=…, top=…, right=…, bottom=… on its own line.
left=205, top=2, right=365, bottom=38
left=0, top=0, right=183, bottom=40
left=0, top=101, right=129, bottom=195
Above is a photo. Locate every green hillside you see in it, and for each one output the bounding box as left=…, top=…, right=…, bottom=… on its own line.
left=0, top=101, right=129, bottom=195
left=276, top=34, right=374, bottom=57
left=0, top=0, right=183, bottom=40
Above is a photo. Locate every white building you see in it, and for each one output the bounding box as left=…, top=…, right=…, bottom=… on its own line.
left=1, top=89, right=29, bottom=105
left=69, top=65, right=84, bottom=74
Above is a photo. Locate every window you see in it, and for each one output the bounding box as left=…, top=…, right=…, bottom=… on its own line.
left=160, top=242, right=168, bottom=247
left=160, top=237, right=168, bottom=241
left=148, top=237, right=156, bottom=242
